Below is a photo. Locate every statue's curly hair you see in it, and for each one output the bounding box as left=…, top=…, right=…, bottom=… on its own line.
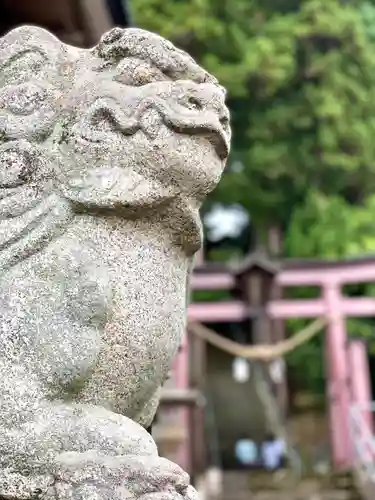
left=93, top=27, right=217, bottom=86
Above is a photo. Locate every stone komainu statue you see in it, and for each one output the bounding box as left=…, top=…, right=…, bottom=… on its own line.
left=0, top=26, right=230, bottom=500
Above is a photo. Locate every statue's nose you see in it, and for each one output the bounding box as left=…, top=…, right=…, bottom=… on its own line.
left=186, top=85, right=231, bottom=159
left=218, top=106, right=230, bottom=135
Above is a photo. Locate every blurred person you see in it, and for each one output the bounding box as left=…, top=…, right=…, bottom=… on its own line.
left=261, top=433, right=286, bottom=471
left=235, top=434, right=258, bottom=469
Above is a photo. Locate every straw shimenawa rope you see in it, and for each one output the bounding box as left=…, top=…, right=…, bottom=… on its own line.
left=187, top=317, right=327, bottom=360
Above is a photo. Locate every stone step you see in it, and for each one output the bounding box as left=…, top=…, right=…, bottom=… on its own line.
left=214, top=470, right=361, bottom=500
left=221, top=493, right=356, bottom=500
left=253, top=491, right=355, bottom=500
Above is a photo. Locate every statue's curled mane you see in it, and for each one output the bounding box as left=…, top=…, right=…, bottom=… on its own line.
left=0, top=26, right=229, bottom=272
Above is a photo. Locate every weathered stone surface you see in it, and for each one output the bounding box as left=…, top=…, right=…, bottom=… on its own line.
left=0, top=25, right=230, bottom=500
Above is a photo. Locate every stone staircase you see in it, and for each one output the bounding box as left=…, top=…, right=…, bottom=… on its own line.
left=219, top=470, right=362, bottom=500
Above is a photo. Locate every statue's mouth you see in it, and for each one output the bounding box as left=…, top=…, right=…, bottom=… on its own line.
left=171, top=119, right=229, bottom=161
left=67, top=95, right=230, bottom=161
left=75, top=124, right=228, bottom=161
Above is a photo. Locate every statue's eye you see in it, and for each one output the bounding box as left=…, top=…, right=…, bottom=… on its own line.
left=183, top=96, right=203, bottom=111
left=114, top=58, right=166, bottom=86
left=187, top=96, right=202, bottom=109
left=90, top=108, right=119, bottom=133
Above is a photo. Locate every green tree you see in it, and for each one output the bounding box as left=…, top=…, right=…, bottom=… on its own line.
left=134, top=0, right=375, bottom=232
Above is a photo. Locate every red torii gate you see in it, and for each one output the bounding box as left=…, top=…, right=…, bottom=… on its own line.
left=183, top=255, right=375, bottom=471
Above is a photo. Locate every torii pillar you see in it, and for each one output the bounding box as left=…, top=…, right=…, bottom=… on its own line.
left=348, top=338, right=374, bottom=454
left=324, top=282, right=351, bottom=469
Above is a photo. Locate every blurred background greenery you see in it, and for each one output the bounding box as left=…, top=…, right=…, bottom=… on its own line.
left=134, top=0, right=375, bottom=393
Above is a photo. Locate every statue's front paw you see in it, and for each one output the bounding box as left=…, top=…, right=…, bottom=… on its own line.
left=0, top=469, right=54, bottom=500
left=51, top=451, right=197, bottom=500
left=53, top=480, right=197, bottom=500
left=53, top=482, right=127, bottom=500
left=139, top=485, right=198, bottom=500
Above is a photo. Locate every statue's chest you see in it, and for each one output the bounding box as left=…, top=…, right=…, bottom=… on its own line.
left=77, top=262, right=187, bottom=416
left=50, top=218, right=190, bottom=416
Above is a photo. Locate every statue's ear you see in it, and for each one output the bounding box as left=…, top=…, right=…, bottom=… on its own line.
left=60, top=165, right=174, bottom=212
left=0, top=25, right=68, bottom=87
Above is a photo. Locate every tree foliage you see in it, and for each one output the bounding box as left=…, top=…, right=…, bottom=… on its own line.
left=286, top=192, right=375, bottom=340
left=134, top=0, right=375, bottom=392
left=134, top=0, right=375, bottom=229
left=286, top=192, right=375, bottom=259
